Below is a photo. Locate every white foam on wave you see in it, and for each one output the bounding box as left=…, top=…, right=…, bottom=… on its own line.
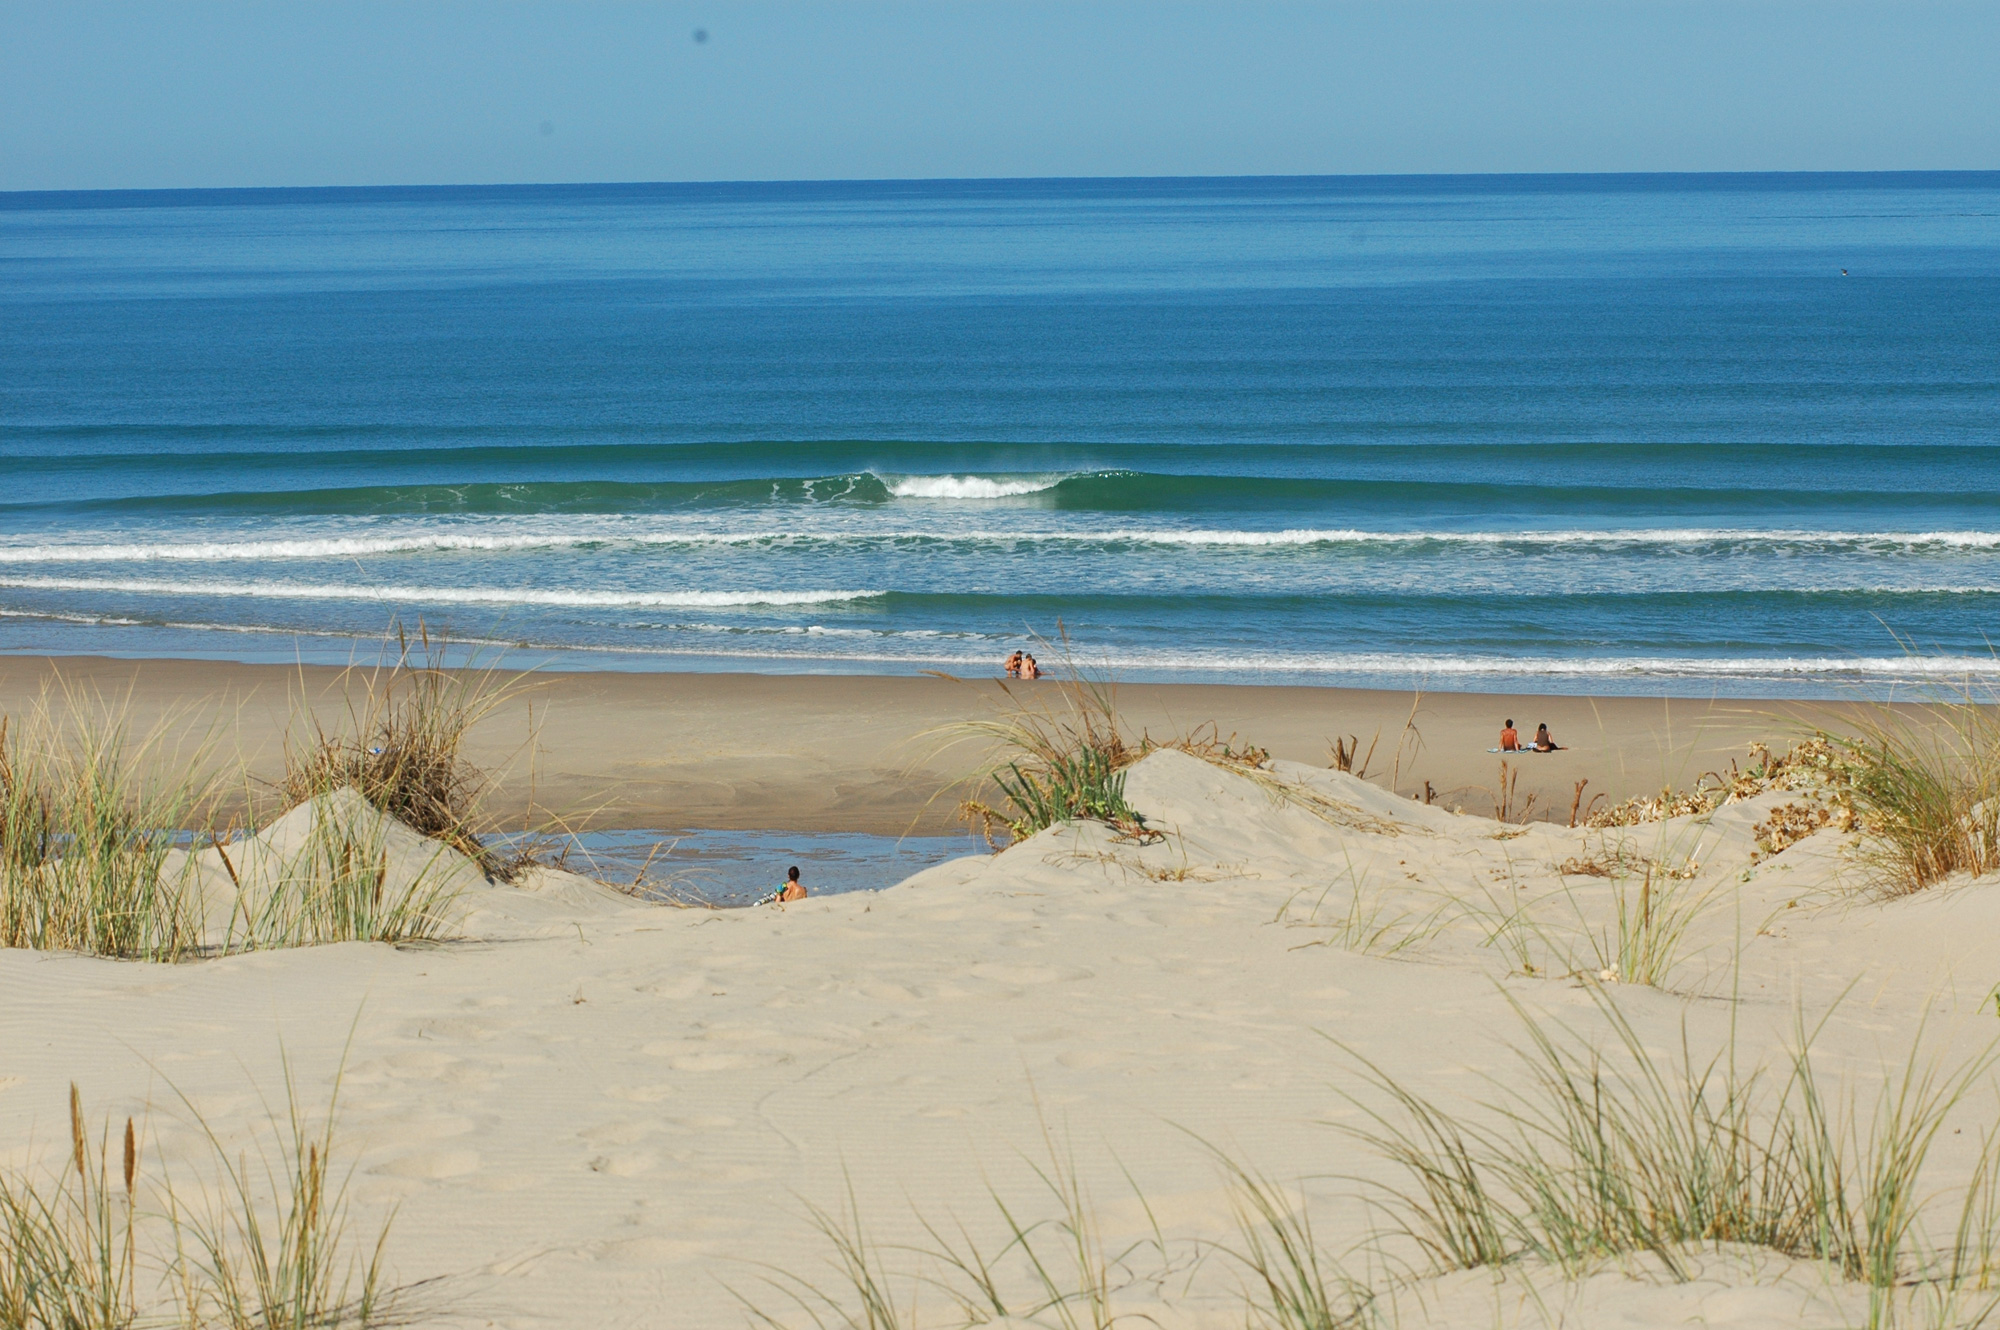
left=884, top=474, right=1066, bottom=500
left=1089, top=527, right=2000, bottom=549
left=0, top=534, right=582, bottom=563
left=6, top=524, right=2000, bottom=563
left=0, top=575, right=880, bottom=610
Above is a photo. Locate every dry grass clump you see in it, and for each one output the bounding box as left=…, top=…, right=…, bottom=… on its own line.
left=279, top=629, right=528, bottom=877
left=1, top=1071, right=407, bottom=1329
left=1574, top=701, right=2000, bottom=894
left=1340, top=994, right=2000, bottom=1323
left=1586, top=737, right=1854, bottom=829
left=0, top=695, right=217, bottom=961
left=1751, top=800, right=1841, bottom=861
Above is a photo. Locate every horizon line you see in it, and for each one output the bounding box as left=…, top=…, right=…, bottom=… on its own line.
left=6, top=167, right=2000, bottom=203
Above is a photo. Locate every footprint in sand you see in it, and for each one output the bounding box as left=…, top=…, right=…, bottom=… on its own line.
left=371, top=1148, right=480, bottom=1180
left=585, top=1151, right=658, bottom=1177
left=579, top=1119, right=657, bottom=1147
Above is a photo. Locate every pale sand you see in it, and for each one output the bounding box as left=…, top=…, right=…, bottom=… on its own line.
left=3, top=736, right=1997, bottom=1326
left=0, top=654, right=1900, bottom=832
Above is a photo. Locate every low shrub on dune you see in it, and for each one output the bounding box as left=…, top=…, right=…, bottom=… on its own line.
left=278, top=628, right=531, bottom=878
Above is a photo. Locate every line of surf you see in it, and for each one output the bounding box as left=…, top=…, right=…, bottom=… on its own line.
left=0, top=575, right=881, bottom=609
left=7, top=527, right=2000, bottom=563
left=7, top=604, right=1997, bottom=682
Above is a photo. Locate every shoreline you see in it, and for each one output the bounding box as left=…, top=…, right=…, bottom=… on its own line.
left=0, top=652, right=1907, bottom=834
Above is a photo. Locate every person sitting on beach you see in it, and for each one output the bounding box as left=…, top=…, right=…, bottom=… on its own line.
left=778, top=865, right=806, bottom=903
left=1499, top=719, right=1520, bottom=751
left=1022, top=654, right=1042, bottom=680
left=1005, top=651, right=1024, bottom=678
left=1534, top=723, right=1562, bottom=752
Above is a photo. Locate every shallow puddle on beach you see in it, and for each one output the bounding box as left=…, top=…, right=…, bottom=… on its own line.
left=491, top=828, right=984, bottom=907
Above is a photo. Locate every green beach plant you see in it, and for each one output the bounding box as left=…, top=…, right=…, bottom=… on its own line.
left=0, top=691, right=217, bottom=961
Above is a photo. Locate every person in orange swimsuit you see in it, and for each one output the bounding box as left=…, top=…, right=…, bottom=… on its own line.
left=1499, top=719, right=1520, bottom=751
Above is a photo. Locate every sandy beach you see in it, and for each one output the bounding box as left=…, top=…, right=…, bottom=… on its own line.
left=2, top=702, right=1996, bottom=1327
left=3, top=653, right=1998, bottom=1326
left=0, top=654, right=1897, bottom=833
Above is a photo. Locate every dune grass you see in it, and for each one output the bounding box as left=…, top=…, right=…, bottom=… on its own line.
left=947, top=654, right=1150, bottom=845
left=743, top=987, right=2000, bottom=1330
left=1336, top=992, right=2000, bottom=1324
left=224, top=795, right=464, bottom=951
left=739, top=1125, right=1160, bottom=1330
left=0, top=692, right=219, bottom=962
left=279, top=627, right=530, bottom=877
left=167, top=1059, right=398, bottom=1330
left=0, top=1068, right=406, bottom=1330
left=940, top=640, right=1268, bottom=846
left=1827, top=696, right=2000, bottom=895
left=0, top=1087, right=139, bottom=1330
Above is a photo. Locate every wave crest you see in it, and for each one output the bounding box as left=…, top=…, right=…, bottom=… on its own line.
left=884, top=474, right=1067, bottom=500
left=0, top=575, right=879, bottom=610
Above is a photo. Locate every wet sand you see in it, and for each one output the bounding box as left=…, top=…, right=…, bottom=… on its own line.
left=0, top=654, right=1894, bottom=833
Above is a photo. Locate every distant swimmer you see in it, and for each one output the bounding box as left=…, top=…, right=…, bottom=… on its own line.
left=1534, top=723, right=1564, bottom=752
left=1841, top=268, right=1849, bottom=276
left=1499, top=719, right=1520, bottom=752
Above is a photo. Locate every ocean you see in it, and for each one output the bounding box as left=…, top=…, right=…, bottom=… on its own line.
left=2, top=173, right=1998, bottom=696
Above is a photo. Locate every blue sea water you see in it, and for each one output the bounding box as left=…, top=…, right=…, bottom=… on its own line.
left=2, top=174, right=1998, bottom=696
left=484, top=828, right=979, bottom=908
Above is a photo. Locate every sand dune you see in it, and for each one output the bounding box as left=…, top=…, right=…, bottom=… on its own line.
left=4, top=743, right=1996, bottom=1327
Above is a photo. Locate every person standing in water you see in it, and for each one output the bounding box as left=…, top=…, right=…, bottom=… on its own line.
left=778, top=865, right=806, bottom=902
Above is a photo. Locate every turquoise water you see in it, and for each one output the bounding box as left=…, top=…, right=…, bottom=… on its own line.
left=3, top=174, right=1998, bottom=695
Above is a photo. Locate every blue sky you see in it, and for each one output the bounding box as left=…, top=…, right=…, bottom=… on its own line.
left=3, top=2, right=1995, bottom=190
